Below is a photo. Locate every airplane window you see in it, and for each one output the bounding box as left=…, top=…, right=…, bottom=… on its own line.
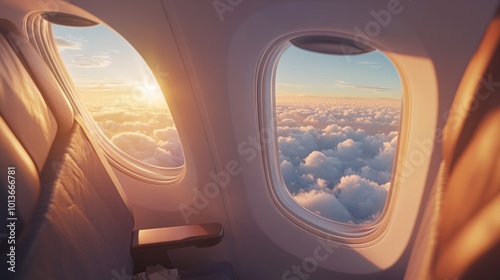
left=51, top=24, right=185, bottom=169
left=275, top=45, right=402, bottom=225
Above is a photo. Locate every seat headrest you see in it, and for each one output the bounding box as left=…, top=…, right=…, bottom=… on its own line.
left=0, top=19, right=74, bottom=134
left=0, top=34, right=57, bottom=173
left=434, top=10, right=500, bottom=279
left=442, top=17, right=500, bottom=170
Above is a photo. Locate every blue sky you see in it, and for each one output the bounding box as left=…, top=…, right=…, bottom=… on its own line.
left=53, top=24, right=402, bottom=102
left=276, top=45, right=402, bottom=99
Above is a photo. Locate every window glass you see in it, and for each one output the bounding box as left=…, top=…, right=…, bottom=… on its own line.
left=275, top=45, right=402, bottom=224
left=52, top=24, right=184, bottom=168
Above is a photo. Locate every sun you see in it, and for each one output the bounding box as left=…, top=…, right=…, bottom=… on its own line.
left=141, top=76, right=165, bottom=104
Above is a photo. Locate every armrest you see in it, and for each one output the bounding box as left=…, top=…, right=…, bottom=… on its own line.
left=131, top=223, right=224, bottom=252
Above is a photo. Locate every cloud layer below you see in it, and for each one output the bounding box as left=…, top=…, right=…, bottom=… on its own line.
left=277, top=99, right=400, bottom=224
left=88, top=103, right=184, bottom=168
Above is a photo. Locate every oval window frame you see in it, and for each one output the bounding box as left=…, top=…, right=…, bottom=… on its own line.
left=26, top=13, right=186, bottom=184
left=258, top=32, right=409, bottom=243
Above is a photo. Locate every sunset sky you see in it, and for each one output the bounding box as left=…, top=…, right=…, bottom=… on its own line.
left=52, top=24, right=165, bottom=108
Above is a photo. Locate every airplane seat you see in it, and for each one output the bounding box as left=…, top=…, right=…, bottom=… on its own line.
left=0, top=20, right=233, bottom=280
left=404, top=7, right=500, bottom=280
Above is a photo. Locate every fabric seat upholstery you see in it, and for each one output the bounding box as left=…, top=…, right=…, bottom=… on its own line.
left=404, top=7, right=500, bottom=280
left=0, top=20, right=134, bottom=280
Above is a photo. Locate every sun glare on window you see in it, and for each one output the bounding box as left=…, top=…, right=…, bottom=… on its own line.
left=275, top=45, right=402, bottom=224
left=51, top=24, right=184, bottom=168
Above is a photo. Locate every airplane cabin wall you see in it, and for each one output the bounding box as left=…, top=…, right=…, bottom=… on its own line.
left=159, top=0, right=499, bottom=278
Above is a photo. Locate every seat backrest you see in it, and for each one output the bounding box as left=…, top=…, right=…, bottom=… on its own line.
left=404, top=7, right=500, bottom=280
left=0, top=20, right=134, bottom=279
left=433, top=9, right=500, bottom=280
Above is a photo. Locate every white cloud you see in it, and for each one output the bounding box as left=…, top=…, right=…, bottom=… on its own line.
left=111, top=132, right=158, bottom=160
left=277, top=100, right=400, bottom=224
left=355, top=61, right=379, bottom=65
left=293, top=189, right=354, bottom=223
left=355, top=61, right=383, bottom=69
left=336, top=139, right=363, bottom=160
left=54, top=37, right=82, bottom=51
left=69, top=54, right=111, bottom=68
left=299, top=151, right=342, bottom=186
left=87, top=105, right=184, bottom=168
left=277, top=83, right=313, bottom=88
left=335, top=80, right=395, bottom=92
left=334, top=175, right=388, bottom=222
left=279, top=118, right=299, bottom=127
